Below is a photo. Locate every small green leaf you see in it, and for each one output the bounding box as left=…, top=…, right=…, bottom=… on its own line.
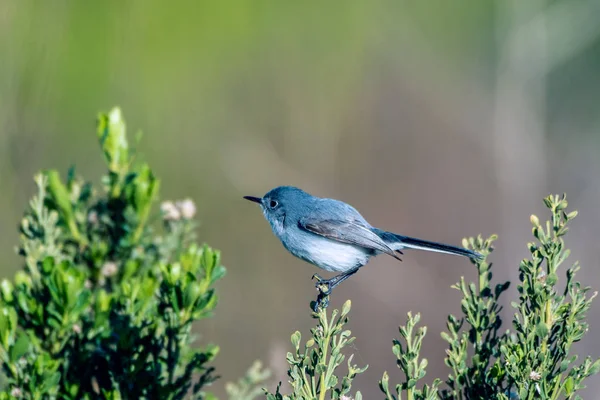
left=184, top=282, right=202, bottom=310
left=291, top=331, right=301, bottom=351
left=9, top=332, right=29, bottom=362
left=97, top=107, right=129, bottom=173
left=0, top=280, right=13, bottom=303
left=41, top=372, right=61, bottom=392
left=589, top=359, right=600, bottom=375
left=341, top=300, right=351, bottom=317
left=564, top=376, right=574, bottom=395
left=45, top=170, right=82, bottom=242
left=327, top=374, right=338, bottom=388
left=536, top=322, right=549, bottom=338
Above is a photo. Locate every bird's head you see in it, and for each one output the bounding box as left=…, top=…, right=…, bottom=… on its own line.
left=243, top=186, right=310, bottom=234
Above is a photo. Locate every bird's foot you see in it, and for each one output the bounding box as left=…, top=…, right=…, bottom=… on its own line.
left=312, top=273, right=332, bottom=295
left=310, top=273, right=333, bottom=312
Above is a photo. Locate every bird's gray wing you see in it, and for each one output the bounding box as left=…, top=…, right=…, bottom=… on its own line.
left=298, top=218, right=402, bottom=261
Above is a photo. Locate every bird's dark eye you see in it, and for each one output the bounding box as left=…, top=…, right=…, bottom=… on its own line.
left=269, top=200, right=278, bottom=208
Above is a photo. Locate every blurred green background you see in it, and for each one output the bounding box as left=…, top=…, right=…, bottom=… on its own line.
left=2, top=1, right=600, bottom=397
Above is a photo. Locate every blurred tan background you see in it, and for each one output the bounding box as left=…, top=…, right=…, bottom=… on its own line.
left=1, top=1, right=600, bottom=398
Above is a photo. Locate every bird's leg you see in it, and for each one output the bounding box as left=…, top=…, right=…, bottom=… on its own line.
left=312, top=267, right=360, bottom=295
left=311, top=267, right=360, bottom=312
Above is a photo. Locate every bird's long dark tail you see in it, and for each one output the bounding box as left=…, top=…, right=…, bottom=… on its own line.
left=375, top=229, right=483, bottom=260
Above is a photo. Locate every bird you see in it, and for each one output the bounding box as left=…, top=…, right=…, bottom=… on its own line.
left=244, top=186, right=482, bottom=308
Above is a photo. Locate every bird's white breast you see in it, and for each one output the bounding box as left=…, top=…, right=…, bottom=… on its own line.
left=289, top=235, right=371, bottom=273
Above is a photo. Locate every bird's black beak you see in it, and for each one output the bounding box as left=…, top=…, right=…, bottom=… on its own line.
left=243, top=196, right=262, bottom=204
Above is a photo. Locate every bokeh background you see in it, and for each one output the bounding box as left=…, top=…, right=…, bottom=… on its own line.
left=2, top=1, right=600, bottom=398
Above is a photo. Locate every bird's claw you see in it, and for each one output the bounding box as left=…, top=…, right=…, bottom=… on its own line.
left=314, top=279, right=332, bottom=295
left=310, top=273, right=332, bottom=312
left=312, top=273, right=332, bottom=294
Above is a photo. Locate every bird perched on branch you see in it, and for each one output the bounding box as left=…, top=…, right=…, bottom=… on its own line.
left=244, top=186, right=482, bottom=310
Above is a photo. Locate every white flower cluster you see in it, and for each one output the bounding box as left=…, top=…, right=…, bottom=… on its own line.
left=160, top=198, right=197, bottom=221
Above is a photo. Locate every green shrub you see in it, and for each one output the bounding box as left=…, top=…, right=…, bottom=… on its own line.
left=0, top=108, right=225, bottom=399
left=438, top=196, right=599, bottom=400
left=265, top=300, right=367, bottom=400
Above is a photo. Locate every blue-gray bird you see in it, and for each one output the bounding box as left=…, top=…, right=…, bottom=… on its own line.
left=244, top=186, right=482, bottom=305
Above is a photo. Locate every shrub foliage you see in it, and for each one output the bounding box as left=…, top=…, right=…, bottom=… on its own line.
left=0, top=108, right=225, bottom=399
